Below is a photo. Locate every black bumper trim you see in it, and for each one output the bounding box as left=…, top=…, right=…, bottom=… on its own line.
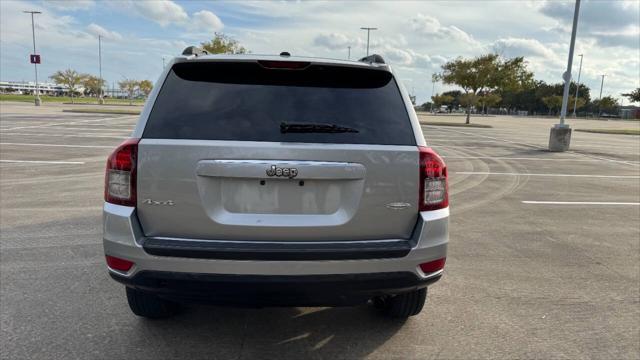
left=142, top=238, right=412, bottom=261
left=111, top=270, right=441, bottom=306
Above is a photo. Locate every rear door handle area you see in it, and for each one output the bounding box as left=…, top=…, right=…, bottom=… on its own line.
left=196, top=160, right=366, bottom=180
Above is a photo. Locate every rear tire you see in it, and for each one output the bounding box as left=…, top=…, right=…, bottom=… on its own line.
left=383, top=288, right=427, bottom=318
left=126, top=287, right=178, bottom=319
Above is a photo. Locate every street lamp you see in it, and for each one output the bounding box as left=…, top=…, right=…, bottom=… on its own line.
left=430, top=74, right=438, bottom=113
left=360, top=27, right=377, bottom=56
left=347, top=46, right=351, bottom=60
left=548, top=0, right=580, bottom=152
left=572, top=54, right=583, bottom=117
left=598, top=74, right=606, bottom=117
left=24, top=10, right=41, bottom=106
left=98, top=35, right=104, bottom=104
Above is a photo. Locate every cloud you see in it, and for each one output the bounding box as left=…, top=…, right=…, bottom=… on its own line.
left=313, top=33, right=362, bottom=50
left=116, top=1, right=224, bottom=35
left=410, top=14, right=479, bottom=46
left=192, top=10, right=224, bottom=32
left=492, top=38, right=555, bottom=59
left=539, top=0, right=640, bottom=49
left=126, top=0, right=189, bottom=27
left=86, top=23, right=122, bottom=41
left=45, top=0, right=94, bottom=11
left=380, top=46, right=414, bottom=65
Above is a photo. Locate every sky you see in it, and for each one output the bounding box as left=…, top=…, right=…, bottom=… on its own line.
left=1, top=0, right=639, bottom=104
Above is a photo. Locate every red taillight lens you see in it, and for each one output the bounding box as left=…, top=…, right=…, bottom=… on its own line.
left=419, top=146, right=448, bottom=211
left=104, top=138, right=139, bottom=206
left=419, top=257, right=446, bottom=273
left=257, top=60, right=311, bottom=70
left=105, top=255, right=134, bottom=272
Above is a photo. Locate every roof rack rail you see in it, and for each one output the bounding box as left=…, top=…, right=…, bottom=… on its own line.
left=182, top=46, right=209, bottom=57
left=358, top=54, right=386, bottom=65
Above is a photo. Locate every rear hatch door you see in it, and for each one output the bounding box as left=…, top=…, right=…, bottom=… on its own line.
left=136, top=60, right=419, bottom=241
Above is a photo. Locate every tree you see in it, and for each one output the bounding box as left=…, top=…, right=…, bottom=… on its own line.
left=622, top=88, right=640, bottom=103
left=442, top=90, right=462, bottom=110
left=201, top=33, right=247, bottom=54
left=50, top=69, right=86, bottom=103
left=440, top=54, right=532, bottom=124
left=82, top=75, right=105, bottom=98
left=593, top=96, right=618, bottom=116
left=138, top=80, right=153, bottom=97
left=567, top=96, right=586, bottom=112
left=431, top=94, right=454, bottom=111
left=478, top=92, right=502, bottom=114
left=119, top=79, right=139, bottom=105
left=542, top=95, right=563, bottom=115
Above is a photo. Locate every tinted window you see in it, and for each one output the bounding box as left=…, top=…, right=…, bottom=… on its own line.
left=143, top=62, right=415, bottom=145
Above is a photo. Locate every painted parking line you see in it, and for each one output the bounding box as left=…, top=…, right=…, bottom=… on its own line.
left=1, top=132, right=126, bottom=139
left=522, top=201, right=640, bottom=206
left=0, top=160, right=85, bottom=165
left=456, top=171, right=640, bottom=179
left=443, top=156, right=640, bottom=163
left=0, top=142, right=113, bottom=149
left=2, top=116, right=133, bottom=131
left=423, top=125, right=640, bottom=167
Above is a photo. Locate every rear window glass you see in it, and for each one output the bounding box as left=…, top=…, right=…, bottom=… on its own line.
left=143, top=61, right=415, bottom=145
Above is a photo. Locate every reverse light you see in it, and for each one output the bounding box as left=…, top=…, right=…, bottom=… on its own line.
left=105, top=255, right=134, bottom=272
left=418, top=146, right=448, bottom=211
left=105, top=138, right=139, bottom=206
left=419, top=258, right=446, bottom=274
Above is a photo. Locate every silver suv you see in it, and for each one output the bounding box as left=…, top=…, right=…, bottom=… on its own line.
left=103, top=48, right=449, bottom=319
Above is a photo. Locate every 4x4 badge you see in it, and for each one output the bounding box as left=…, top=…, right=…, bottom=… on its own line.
left=142, top=199, right=175, bottom=206
left=266, top=165, right=298, bottom=179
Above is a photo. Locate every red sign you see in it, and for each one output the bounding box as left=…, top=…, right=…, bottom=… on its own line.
left=30, top=54, right=41, bottom=64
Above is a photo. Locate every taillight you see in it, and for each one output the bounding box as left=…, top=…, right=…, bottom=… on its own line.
left=104, top=138, right=139, bottom=206
left=105, top=255, right=134, bottom=272
left=419, top=146, right=448, bottom=211
left=419, top=257, right=446, bottom=273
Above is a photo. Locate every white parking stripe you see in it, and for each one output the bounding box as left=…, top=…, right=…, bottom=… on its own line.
left=0, top=142, right=113, bottom=149
left=457, top=171, right=640, bottom=178
left=0, top=160, right=85, bottom=165
left=423, top=126, right=640, bottom=167
left=2, top=116, right=132, bottom=131
left=443, top=156, right=640, bottom=163
left=2, top=133, right=126, bottom=139
left=522, top=201, right=640, bottom=206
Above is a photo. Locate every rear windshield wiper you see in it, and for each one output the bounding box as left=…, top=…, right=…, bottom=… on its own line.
left=280, top=122, right=359, bottom=134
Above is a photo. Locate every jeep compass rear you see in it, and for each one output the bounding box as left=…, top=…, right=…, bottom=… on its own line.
left=103, top=49, right=449, bottom=319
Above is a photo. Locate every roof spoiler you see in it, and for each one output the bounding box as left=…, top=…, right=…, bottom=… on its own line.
left=182, top=46, right=209, bottom=57
left=358, top=54, right=386, bottom=65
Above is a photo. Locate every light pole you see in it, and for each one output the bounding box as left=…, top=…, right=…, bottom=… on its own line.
left=347, top=46, right=351, bottom=60
left=360, top=27, right=377, bottom=56
left=24, top=10, right=41, bottom=106
left=598, top=74, right=606, bottom=117
left=98, top=35, right=104, bottom=104
left=430, top=74, right=437, bottom=113
left=548, top=0, right=580, bottom=152
left=162, top=57, right=166, bottom=68
left=572, top=53, right=583, bottom=117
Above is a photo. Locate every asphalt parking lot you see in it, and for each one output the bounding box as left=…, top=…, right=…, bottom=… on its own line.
left=1, top=102, right=639, bottom=359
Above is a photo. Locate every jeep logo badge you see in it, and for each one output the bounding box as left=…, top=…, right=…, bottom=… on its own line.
left=266, top=165, right=298, bottom=179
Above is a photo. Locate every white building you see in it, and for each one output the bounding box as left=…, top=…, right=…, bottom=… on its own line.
left=0, top=81, right=83, bottom=96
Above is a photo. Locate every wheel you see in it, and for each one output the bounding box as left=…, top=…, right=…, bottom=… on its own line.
left=126, top=287, right=179, bottom=319
left=383, top=288, right=427, bottom=318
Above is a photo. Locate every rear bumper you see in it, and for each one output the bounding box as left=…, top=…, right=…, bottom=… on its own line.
left=111, top=270, right=442, bottom=306
left=103, top=203, right=448, bottom=280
